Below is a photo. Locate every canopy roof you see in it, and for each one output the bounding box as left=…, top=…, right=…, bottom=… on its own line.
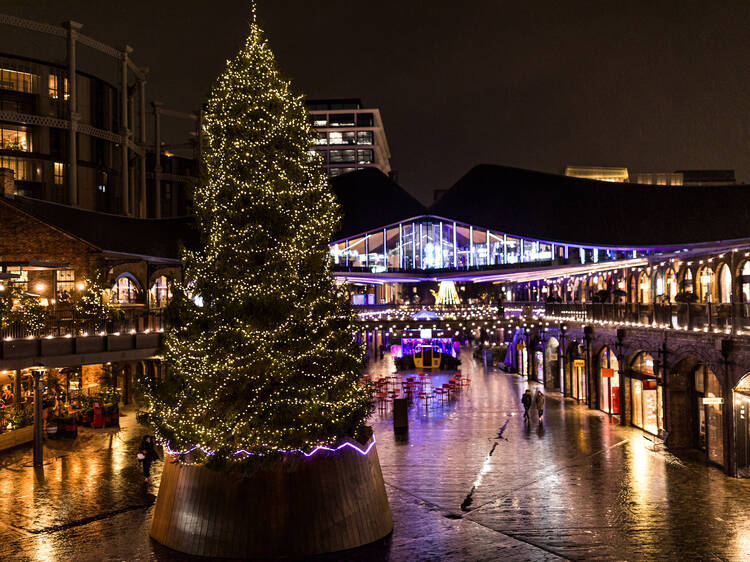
left=429, top=164, right=750, bottom=247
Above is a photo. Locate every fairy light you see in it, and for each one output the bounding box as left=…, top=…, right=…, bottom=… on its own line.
left=140, top=16, right=372, bottom=464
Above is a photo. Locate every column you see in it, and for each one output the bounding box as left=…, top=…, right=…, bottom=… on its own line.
left=121, top=46, right=132, bottom=215
left=33, top=369, right=44, bottom=468
left=14, top=370, right=22, bottom=406
left=64, top=21, right=82, bottom=207
left=152, top=102, right=163, bottom=218
left=138, top=73, right=148, bottom=217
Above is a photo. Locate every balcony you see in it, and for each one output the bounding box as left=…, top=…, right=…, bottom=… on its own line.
left=540, top=302, right=750, bottom=335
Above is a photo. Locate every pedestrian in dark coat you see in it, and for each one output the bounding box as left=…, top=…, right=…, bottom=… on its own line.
left=535, top=390, right=545, bottom=423
left=139, top=435, right=160, bottom=482
left=521, top=389, right=532, bottom=420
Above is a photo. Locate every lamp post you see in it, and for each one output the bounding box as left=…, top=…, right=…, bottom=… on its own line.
left=32, top=367, right=46, bottom=468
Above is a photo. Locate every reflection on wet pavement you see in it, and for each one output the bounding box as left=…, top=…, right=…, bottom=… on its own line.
left=1, top=348, right=750, bottom=560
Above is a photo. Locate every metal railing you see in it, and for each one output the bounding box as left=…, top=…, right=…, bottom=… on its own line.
left=540, top=302, right=750, bottom=334
left=1, top=308, right=164, bottom=340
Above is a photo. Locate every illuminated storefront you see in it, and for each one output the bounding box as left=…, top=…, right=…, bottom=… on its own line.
left=598, top=347, right=620, bottom=414
left=693, top=364, right=724, bottom=467
left=629, top=353, right=663, bottom=435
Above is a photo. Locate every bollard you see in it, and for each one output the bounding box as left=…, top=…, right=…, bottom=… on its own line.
left=393, top=398, right=408, bottom=435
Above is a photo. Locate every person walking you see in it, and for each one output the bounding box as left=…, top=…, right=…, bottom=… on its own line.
left=521, top=389, right=532, bottom=420
left=535, top=390, right=545, bottom=423
left=138, top=435, right=160, bottom=483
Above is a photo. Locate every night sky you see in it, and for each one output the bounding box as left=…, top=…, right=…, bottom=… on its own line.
left=3, top=1, right=750, bottom=203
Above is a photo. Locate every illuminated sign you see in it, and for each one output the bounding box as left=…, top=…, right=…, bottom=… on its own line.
left=601, top=367, right=615, bottom=378
left=573, top=359, right=585, bottom=367
left=701, top=397, right=724, bottom=406
left=420, top=329, right=432, bottom=338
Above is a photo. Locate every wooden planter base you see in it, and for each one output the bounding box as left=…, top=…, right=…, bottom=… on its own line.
left=150, top=437, right=392, bottom=558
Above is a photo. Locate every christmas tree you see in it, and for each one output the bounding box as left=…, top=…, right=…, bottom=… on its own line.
left=140, top=16, right=371, bottom=465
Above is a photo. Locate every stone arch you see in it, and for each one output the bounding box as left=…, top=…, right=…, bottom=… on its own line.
left=628, top=273, right=637, bottom=303
left=697, top=265, right=716, bottom=303
left=717, top=263, right=732, bottom=304
left=679, top=266, right=695, bottom=294
left=110, top=272, right=144, bottom=305
left=664, top=267, right=678, bottom=303
left=671, top=357, right=725, bottom=468
left=736, top=260, right=750, bottom=304
left=638, top=271, right=651, bottom=304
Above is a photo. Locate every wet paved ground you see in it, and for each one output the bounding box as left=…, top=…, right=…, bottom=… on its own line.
left=2, top=348, right=750, bottom=560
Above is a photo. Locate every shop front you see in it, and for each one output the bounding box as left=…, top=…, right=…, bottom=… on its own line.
left=544, top=337, right=560, bottom=390
left=517, top=341, right=528, bottom=377
left=628, top=352, right=663, bottom=435
left=733, top=373, right=750, bottom=476
left=565, top=341, right=586, bottom=402
left=693, top=364, right=724, bottom=467
left=534, top=349, right=544, bottom=383
left=597, top=347, right=620, bottom=415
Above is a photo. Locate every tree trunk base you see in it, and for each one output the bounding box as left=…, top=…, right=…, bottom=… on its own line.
left=149, top=437, right=392, bottom=558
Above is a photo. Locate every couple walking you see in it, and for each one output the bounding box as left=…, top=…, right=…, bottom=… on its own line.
left=522, top=389, right=545, bottom=423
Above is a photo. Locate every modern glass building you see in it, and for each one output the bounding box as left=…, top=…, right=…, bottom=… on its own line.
left=330, top=215, right=649, bottom=274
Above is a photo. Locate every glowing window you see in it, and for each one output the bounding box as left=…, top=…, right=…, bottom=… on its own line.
left=149, top=276, right=172, bottom=308
left=54, top=162, right=64, bottom=185
left=0, top=68, right=36, bottom=93
left=0, top=126, right=32, bottom=151
left=110, top=275, right=141, bottom=305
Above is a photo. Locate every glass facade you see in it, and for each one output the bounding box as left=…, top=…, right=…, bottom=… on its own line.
left=331, top=216, right=648, bottom=272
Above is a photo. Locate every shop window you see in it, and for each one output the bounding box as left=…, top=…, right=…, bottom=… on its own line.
left=311, top=114, right=327, bottom=127
left=54, top=162, right=64, bottom=185
left=149, top=276, right=172, bottom=308
left=0, top=126, right=32, bottom=151
left=314, top=132, right=327, bottom=145
left=599, top=347, right=620, bottom=414
left=631, top=352, right=654, bottom=375
left=629, top=352, right=662, bottom=435
left=0, top=67, right=36, bottom=93
left=110, top=275, right=141, bottom=305
left=56, top=269, right=75, bottom=301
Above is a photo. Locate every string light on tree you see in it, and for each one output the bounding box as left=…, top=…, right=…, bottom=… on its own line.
left=140, top=13, right=372, bottom=466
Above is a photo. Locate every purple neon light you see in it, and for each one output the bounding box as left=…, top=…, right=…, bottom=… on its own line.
left=164, top=435, right=376, bottom=458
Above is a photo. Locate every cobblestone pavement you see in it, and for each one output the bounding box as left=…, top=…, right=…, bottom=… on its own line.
left=1, top=348, right=750, bottom=561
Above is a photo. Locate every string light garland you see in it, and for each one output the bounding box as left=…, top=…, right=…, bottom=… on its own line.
left=139, top=15, right=372, bottom=465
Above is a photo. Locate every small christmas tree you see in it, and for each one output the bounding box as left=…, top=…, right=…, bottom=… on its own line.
left=141, top=17, right=371, bottom=465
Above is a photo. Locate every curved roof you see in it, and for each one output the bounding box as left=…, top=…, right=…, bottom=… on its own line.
left=429, top=164, right=750, bottom=247
left=330, top=168, right=427, bottom=240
